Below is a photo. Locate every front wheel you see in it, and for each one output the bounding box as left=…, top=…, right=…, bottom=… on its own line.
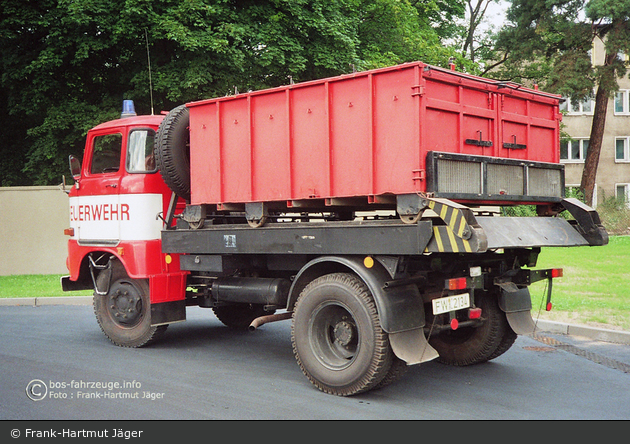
left=93, top=261, right=166, bottom=347
left=291, top=273, right=393, bottom=396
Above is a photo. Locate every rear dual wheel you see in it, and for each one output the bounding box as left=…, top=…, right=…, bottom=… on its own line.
left=428, top=292, right=515, bottom=366
left=213, top=303, right=274, bottom=330
left=291, top=273, right=396, bottom=396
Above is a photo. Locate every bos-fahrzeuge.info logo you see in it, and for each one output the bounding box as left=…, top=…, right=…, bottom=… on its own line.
left=25, top=379, right=165, bottom=401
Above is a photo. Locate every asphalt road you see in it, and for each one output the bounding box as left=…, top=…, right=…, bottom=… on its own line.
left=1, top=304, right=629, bottom=421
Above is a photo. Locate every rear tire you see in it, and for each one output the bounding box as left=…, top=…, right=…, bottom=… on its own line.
left=93, top=261, right=167, bottom=347
left=213, top=303, right=273, bottom=330
left=487, top=324, right=518, bottom=360
left=428, top=293, right=508, bottom=366
left=375, top=356, right=408, bottom=389
left=291, top=273, right=393, bottom=396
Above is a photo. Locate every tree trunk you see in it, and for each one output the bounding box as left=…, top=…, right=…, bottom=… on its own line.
left=580, top=51, right=617, bottom=207
left=580, top=84, right=608, bottom=206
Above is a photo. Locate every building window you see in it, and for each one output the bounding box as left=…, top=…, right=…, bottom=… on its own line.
left=560, top=139, right=589, bottom=162
left=614, top=90, right=630, bottom=115
left=560, top=97, right=593, bottom=114
left=616, top=184, right=630, bottom=207
left=615, top=137, right=630, bottom=162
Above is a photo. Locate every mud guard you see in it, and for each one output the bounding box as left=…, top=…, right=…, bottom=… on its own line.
left=498, top=287, right=536, bottom=335
left=389, top=328, right=439, bottom=365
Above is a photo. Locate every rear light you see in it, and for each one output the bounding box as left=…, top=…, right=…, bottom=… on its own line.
left=446, top=277, right=467, bottom=290
left=469, top=307, right=482, bottom=319
left=551, top=268, right=563, bottom=278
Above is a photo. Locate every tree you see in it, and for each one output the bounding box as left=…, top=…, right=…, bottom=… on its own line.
left=461, top=0, right=498, bottom=64
left=493, top=0, right=630, bottom=206
left=0, top=0, right=468, bottom=186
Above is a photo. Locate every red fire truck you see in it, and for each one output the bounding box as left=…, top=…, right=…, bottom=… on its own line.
left=62, top=61, right=608, bottom=396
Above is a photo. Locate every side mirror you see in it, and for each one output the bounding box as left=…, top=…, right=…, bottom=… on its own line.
left=69, top=155, right=81, bottom=180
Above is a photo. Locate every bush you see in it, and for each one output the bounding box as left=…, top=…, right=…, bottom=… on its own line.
left=500, top=204, right=537, bottom=217
left=597, top=196, right=630, bottom=236
left=500, top=188, right=584, bottom=220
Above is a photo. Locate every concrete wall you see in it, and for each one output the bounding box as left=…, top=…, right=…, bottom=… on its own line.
left=0, top=186, right=70, bottom=276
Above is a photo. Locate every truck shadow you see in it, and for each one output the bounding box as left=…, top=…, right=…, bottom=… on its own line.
left=148, top=309, right=524, bottom=403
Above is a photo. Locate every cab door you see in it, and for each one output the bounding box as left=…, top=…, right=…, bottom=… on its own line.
left=70, top=131, right=124, bottom=245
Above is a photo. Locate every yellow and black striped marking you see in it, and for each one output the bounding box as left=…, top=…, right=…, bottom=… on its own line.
left=423, top=198, right=483, bottom=253
left=425, top=225, right=474, bottom=253
left=427, top=199, right=471, bottom=239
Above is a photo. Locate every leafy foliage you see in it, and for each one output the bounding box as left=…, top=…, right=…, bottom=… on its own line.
left=0, top=0, right=469, bottom=185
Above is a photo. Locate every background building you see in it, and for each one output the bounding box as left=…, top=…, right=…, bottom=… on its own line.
left=560, top=38, right=630, bottom=208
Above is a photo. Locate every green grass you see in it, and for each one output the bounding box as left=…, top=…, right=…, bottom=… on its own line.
left=530, top=235, right=630, bottom=331
left=1, top=236, right=628, bottom=330
left=0, top=274, right=92, bottom=298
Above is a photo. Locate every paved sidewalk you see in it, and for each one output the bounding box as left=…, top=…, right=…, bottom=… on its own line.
left=1, top=296, right=629, bottom=346
left=0, top=296, right=92, bottom=307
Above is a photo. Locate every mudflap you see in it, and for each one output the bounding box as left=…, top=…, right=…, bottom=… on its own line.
left=505, top=311, right=537, bottom=335
left=151, top=300, right=186, bottom=326
left=389, top=328, right=439, bottom=365
left=498, top=287, right=536, bottom=335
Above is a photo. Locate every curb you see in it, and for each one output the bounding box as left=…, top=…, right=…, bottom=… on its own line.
left=1, top=297, right=629, bottom=346
left=0, top=296, right=92, bottom=306
left=533, top=319, right=630, bottom=346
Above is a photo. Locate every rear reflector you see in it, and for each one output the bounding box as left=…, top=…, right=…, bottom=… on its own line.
left=469, top=307, right=482, bottom=319
left=63, top=228, right=74, bottom=236
left=551, top=268, right=563, bottom=278
left=450, top=318, right=459, bottom=330
left=546, top=302, right=553, bottom=312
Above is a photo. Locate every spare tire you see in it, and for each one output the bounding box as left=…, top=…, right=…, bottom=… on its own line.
left=155, top=105, right=191, bottom=201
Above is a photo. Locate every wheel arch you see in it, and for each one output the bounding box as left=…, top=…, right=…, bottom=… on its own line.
left=287, top=255, right=426, bottom=334
left=67, top=247, right=138, bottom=294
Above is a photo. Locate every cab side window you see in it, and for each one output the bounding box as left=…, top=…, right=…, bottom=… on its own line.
left=90, top=133, right=123, bottom=174
left=126, top=129, right=157, bottom=173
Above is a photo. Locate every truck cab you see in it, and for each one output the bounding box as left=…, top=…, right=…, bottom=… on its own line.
left=62, top=103, right=187, bottom=347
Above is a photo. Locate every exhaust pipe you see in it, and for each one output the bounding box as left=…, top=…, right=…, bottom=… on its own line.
left=249, top=312, right=292, bottom=331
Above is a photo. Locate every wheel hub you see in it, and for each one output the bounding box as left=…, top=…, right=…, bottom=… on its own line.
left=107, top=284, right=142, bottom=326
left=333, top=321, right=355, bottom=346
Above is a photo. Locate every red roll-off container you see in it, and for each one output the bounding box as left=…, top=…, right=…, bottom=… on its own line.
left=186, top=61, right=563, bottom=208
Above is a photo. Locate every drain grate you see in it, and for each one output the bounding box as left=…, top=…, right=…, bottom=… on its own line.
left=530, top=334, right=630, bottom=374
left=522, top=346, right=555, bottom=352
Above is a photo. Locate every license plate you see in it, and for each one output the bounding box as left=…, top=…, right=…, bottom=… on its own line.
left=432, top=293, right=470, bottom=315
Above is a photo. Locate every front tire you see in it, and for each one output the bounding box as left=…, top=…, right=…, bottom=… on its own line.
left=93, top=261, right=166, bottom=347
left=291, top=273, right=393, bottom=396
